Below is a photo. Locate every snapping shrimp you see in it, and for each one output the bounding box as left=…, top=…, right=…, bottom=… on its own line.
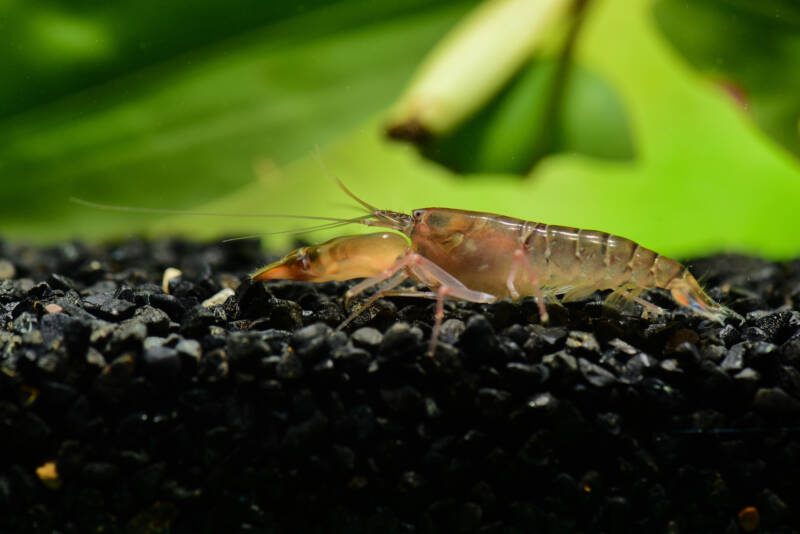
left=252, top=181, right=739, bottom=355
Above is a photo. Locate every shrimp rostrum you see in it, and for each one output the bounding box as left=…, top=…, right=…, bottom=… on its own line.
left=252, top=181, right=739, bottom=355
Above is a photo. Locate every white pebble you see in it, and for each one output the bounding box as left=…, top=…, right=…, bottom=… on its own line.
left=202, top=288, right=235, bottom=308
left=162, top=267, right=182, bottom=294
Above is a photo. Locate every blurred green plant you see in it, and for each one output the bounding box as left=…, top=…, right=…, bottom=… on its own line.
left=0, top=0, right=429, bottom=119
left=1, top=0, right=799, bottom=260
left=0, top=0, right=471, bottom=238
left=654, top=0, right=800, bottom=161
left=416, top=58, right=635, bottom=174
left=386, top=0, right=636, bottom=174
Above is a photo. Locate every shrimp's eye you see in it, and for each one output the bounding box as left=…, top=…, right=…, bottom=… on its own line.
left=297, top=251, right=311, bottom=270
left=412, top=209, right=424, bottom=219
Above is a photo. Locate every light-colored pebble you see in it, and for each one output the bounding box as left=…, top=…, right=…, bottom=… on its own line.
left=36, top=461, right=61, bottom=490
left=44, top=303, right=63, bottom=314
left=162, top=267, right=182, bottom=294
left=0, top=259, right=16, bottom=279
left=202, top=288, right=235, bottom=308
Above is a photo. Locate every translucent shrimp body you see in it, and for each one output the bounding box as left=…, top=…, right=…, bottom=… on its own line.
left=252, top=191, right=739, bottom=355
left=403, top=208, right=733, bottom=322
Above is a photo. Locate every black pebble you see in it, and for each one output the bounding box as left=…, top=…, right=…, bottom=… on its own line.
left=81, top=462, right=119, bottom=486
left=180, top=305, right=224, bottom=338
left=380, top=322, right=423, bottom=357
left=351, top=327, right=383, bottom=348
left=106, top=321, right=147, bottom=356
left=717, top=324, right=740, bottom=347
left=380, top=385, right=424, bottom=416
left=276, top=351, right=303, bottom=380
left=133, top=305, right=171, bottom=337
left=475, top=388, right=512, bottom=418
left=47, top=273, right=77, bottom=292
left=269, top=298, right=303, bottom=330
left=460, top=315, right=499, bottom=358
left=142, top=346, right=182, bottom=380
left=721, top=343, right=745, bottom=371
left=130, top=463, right=167, bottom=502
left=579, top=358, right=616, bottom=388
left=40, top=312, right=74, bottom=347
left=754, top=387, right=800, bottom=414
left=291, top=322, right=345, bottom=362
left=332, top=344, right=372, bottom=377
left=439, top=318, right=466, bottom=345
left=83, top=293, right=136, bottom=321
left=148, top=293, right=186, bottom=321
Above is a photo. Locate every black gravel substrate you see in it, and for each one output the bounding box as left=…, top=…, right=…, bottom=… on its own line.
left=2, top=238, right=800, bottom=534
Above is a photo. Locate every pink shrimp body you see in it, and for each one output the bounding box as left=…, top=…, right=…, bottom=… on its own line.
left=252, top=186, right=738, bottom=355
left=405, top=208, right=728, bottom=320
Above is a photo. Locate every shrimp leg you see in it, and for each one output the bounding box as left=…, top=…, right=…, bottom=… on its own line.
left=507, top=247, right=549, bottom=322
left=339, top=270, right=409, bottom=330
left=633, top=296, right=665, bottom=318
left=519, top=223, right=549, bottom=321
left=407, top=253, right=500, bottom=355
left=343, top=249, right=496, bottom=355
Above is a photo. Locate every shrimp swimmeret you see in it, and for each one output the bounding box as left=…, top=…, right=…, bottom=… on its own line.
left=252, top=181, right=740, bottom=356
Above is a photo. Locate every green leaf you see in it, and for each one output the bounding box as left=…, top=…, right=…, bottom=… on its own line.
left=419, top=58, right=636, bottom=174
left=555, top=63, right=635, bottom=161
left=653, top=0, right=800, bottom=160
left=0, top=1, right=473, bottom=242
left=0, top=0, right=453, bottom=119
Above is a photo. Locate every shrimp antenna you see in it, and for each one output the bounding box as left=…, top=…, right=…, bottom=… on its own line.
left=220, top=219, right=368, bottom=242
left=70, top=197, right=374, bottom=225
left=312, top=148, right=378, bottom=214
left=333, top=176, right=378, bottom=214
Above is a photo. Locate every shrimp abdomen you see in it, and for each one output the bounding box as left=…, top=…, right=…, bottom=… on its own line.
left=531, top=223, right=735, bottom=320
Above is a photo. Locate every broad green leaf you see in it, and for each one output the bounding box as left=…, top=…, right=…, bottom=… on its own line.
left=417, top=58, right=636, bottom=174
left=653, top=0, right=800, bottom=160
left=0, top=0, right=446, bottom=119
left=0, top=1, right=473, bottom=241
left=555, top=64, right=635, bottom=161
